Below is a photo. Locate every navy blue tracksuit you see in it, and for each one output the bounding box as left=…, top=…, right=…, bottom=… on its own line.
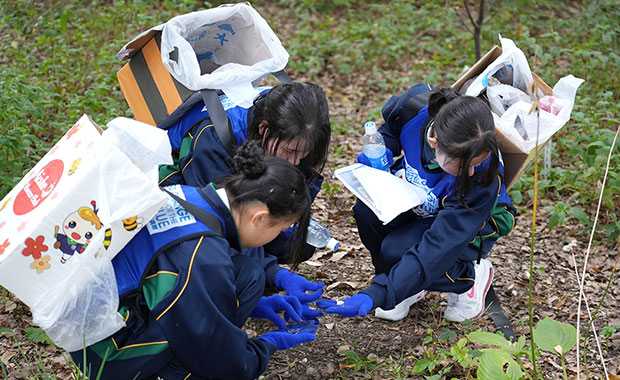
left=71, top=185, right=276, bottom=379
left=357, top=104, right=516, bottom=311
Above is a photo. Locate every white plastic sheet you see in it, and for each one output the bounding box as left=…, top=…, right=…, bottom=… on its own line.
left=160, top=3, right=289, bottom=107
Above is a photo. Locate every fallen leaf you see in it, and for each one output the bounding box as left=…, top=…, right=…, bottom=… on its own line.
left=326, top=281, right=362, bottom=290
left=1, top=349, right=17, bottom=366
left=337, top=345, right=350, bottom=353
left=304, top=260, right=322, bottom=267
left=329, top=250, right=349, bottom=262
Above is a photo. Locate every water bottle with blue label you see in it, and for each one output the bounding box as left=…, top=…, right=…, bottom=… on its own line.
left=306, top=219, right=339, bottom=251
left=362, top=121, right=389, bottom=171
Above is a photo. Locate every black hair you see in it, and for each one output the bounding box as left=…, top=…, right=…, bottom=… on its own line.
left=223, top=141, right=311, bottom=266
left=428, top=87, right=500, bottom=209
left=247, top=82, right=331, bottom=178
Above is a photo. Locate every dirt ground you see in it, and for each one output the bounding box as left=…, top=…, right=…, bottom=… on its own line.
left=1, top=130, right=618, bottom=379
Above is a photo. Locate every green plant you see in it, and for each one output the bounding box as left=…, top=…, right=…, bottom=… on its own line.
left=412, top=328, right=477, bottom=379
left=24, top=327, right=54, bottom=345
left=468, top=317, right=577, bottom=380
left=322, top=182, right=343, bottom=199
left=338, top=339, right=386, bottom=376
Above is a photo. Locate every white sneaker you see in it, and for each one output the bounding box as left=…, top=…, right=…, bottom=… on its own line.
left=374, top=290, right=427, bottom=321
left=444, top=259, right=494, bottom=322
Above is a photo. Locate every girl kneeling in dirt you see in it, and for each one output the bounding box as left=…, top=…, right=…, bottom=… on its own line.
left=159, top=81, right=330, bottom=308
left=318, top=86, right=516, bottom=322
left=72, top=142, right=319, bottom=380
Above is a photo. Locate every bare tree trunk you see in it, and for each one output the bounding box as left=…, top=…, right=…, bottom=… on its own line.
left=475, top=0, right=485, bottom=60
left=457, top=0, right=488, bottom=60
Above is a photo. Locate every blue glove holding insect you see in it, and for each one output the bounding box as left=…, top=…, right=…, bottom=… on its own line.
left=259, top=324, right=318, bottom=351
left=275, top=269, right=325, bottom=304
left=316, top=293, right=373, bottom=317
left=249, top=294, right=303, bottom=330
left=356, top=147, right=394, bottom=167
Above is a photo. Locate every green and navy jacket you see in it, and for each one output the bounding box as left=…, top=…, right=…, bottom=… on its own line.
left=384, top=103, right=515, bottom=245
left=361, top=101, right=517, bottom=310
left=71, top=184, right=276, bottom=379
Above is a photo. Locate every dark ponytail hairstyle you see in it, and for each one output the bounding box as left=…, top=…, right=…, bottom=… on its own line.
left=223, top=141, right=311, bottom=266
left=428, top=87, right=500, bottom=209
left=248, top=82, right=331, bottom=178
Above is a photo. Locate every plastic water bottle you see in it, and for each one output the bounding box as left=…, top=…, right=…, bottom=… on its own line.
left=362, top=121, right=389, bottom=171
left=306, top=219, right=340, bottom=250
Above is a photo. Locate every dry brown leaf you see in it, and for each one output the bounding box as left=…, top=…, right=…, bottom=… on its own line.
left=1, top=349, right=17, bottom=366
left=328, top=250, right=349, bottom=262
left=337, top=345, right=351, bottom=353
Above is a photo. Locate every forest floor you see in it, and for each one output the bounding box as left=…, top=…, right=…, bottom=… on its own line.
left=0, top=131, right=618, bottom=379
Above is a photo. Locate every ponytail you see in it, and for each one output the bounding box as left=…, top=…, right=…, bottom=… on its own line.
left=428, top=87, right=460, bottom=118
left=223, top=141, right=311, bottom=266
left=428, top=87, right=500, bottom=209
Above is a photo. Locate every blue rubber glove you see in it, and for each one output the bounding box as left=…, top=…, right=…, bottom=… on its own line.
left=300, top=303, right=324, bottom=321
left=316, top=293, right=373, bottom=317
left=275, top=269, right=325, bottom=304
left=258, top=329, right=317, bottom=351
left=356, top=147, right=394, bottom=167
left=249, top=294, right=303, bottom=330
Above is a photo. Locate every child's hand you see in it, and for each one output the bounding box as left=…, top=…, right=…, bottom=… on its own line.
left=249, top=294, right=303, bottom=329
left=316, top=293, right=373, bottom=317
left=258, top=328, right=317, bottom=351
left=275, top=269, right=325, bottom=303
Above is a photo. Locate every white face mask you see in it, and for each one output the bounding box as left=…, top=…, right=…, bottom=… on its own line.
left=428, top=125, right=490, bottom=177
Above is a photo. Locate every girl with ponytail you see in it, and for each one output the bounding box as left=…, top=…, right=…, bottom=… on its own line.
left=318, top=86, right=516, bottom=325
left=73, top=141, right=320, bottom=380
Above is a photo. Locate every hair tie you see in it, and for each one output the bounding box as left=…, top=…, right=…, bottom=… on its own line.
left=445, top=92, right=459, bottom=102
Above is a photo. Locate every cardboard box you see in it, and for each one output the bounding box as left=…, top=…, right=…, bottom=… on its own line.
left=452, top=45, right=552, bottom=190
left=0, top=114, right=167, bottom=309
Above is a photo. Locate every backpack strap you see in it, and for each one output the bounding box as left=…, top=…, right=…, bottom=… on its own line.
left=272, top=69, right=292, bottom=84
left=120, top=189, right=224, bottom=322
left=382, top=84, right=434, bottom=129
left=163, top=188, right=224, bottom=236
left=200, top=89, right=237, bottom=157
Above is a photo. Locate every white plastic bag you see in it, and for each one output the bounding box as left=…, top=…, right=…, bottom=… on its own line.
left=466, top=36, right=534, bottom=97
left=486, top=84, right=532, bottom=115
left=0, top=115, right=172, bottom=351
left=466, top=36, right=584, bottom=153
left=160, top=3, right=289, bottom=107
left=492, top=75, right=584, bottom=153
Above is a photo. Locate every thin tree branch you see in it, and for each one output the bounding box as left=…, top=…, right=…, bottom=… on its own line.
left=463, top=0, right=479, bottom=29
left=454, top=8, right=474, bottom=34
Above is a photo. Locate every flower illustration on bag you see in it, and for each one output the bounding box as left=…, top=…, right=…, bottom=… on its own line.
left=30, top=255, right=51, bottom=274
left=0, top=239, right=10, bottom=255
left=66, top=121, right=81, bottom=139
left=17, top=221, right=27, bottom=233
left=22, top=235, right=48, bottom=260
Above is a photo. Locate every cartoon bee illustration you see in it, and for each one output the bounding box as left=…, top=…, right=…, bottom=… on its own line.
left=0, top=198, right=10, bottom=212
left=68, top=158, right=82, bottom=175
left=122, top=216, right=143, bottom=232
left=103, top=228, right=112, bottom=249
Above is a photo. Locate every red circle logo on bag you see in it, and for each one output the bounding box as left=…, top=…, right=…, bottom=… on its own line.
left=13, top=159, right=64, bottom=216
